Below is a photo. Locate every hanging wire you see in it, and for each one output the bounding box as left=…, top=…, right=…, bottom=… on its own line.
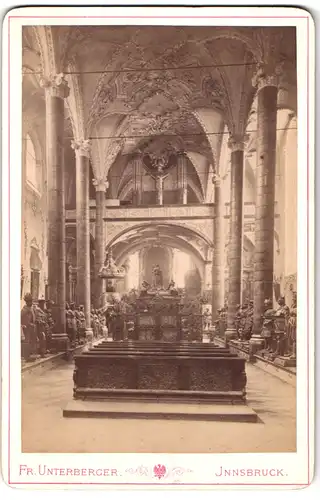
left=21, top=126, right=297, bottom=143
left=22, top=61, right=256, bottom=76
left=64, top=126, right=297, bottom=141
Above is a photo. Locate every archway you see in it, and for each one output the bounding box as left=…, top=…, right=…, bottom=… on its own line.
left=106, top=222, right=212, bottom=293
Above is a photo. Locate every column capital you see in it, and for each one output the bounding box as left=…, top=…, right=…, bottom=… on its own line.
left=227, top=134, right=249, bottom=153
left=93, top=178, right=109, bottom=192
left=40, top=73, right=70, bottom=99
left=212, top=173, right=221, bottom=187
left=71, top=139, right=91, bottom=158
left=252, top=62, right=283, bottom=92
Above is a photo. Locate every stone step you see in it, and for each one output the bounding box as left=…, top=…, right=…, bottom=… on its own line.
left=91, top=347, right=231, bottom=353
left=76, top=353, right=240, bottom=360
left=63, top=398, right=257, bottom=423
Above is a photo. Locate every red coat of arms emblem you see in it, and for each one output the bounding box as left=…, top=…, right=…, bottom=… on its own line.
left=153, top=464, right=167, bottom=479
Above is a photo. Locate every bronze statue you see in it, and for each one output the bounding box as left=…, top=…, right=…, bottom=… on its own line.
left=77, top=305, right=86, bottom=343
left=21, top=293, right=37, bottom=361
left=66, top=302, right=77, bottom=346
left=34, top=298, right=47, bottom=357
left=152, top=264, right=163, bottom=289
left=203, top=307, right=212, bottom=331
left=242, top=301, right=254, bottom=341
left=274, top=296, right=290, bottom=356
left=287, top=292, right=297, bottom=359
left=167, top=279, right=178, bottom=296
left=261, top=298, right=275, bottom=352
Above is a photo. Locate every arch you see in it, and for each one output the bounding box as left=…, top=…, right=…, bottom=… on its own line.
left=200, top=28, right=262, bottom=61
left=32, top=26, right=59, bottom=76
left=106, top=222, right=213, bottom=249
left=115, top=239, right=205, bottom=283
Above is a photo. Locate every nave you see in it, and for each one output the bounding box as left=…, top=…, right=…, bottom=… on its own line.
left=22, top=361, right=295, bottom=454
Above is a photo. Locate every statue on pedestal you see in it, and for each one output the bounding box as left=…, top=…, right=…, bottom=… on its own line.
left=167, top=280, right=179, bottom=296
left=287, top=292, right=297, bottom=359
left=34, top=298, right=47, bottom=357
left=273, top=296, right=290, bottom=356
left=202, top=307, right=212, bottom=331
left=77, top=305, right=86, bottom=343
left=21, top=293, right=37, bottom=361
left=152, top=264, right=163, bottom=289
left=261, top=298, right=276, bottom=352
left=240, top=301, right=254, bottom=341
left=66, top=302, right=77, bottom=346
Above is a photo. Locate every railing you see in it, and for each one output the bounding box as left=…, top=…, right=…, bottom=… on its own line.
left=66, top=203, right=214, bottom=222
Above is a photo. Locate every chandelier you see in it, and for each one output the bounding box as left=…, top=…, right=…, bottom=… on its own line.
left=99, top=250, right=126, bottom=280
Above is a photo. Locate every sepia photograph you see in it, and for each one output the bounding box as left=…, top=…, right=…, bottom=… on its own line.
left=2, top=5, right=314, bottom=488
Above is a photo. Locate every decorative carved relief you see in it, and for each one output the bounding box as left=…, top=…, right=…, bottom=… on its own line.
left=92, top=178, right=109, bottom=192
left=71, top=138, right=91, bottom=158
left=202, top=77, right=226, bottom=112
left=40, top=73, right=70, bottom=99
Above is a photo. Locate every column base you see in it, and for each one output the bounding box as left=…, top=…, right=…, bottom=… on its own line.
left=225, top=328, right=237, bottom=344
left=85, top=328, right=94, bottom=346
left=249, top=334, right=264, bottom=354
left=50, top=333, right=70, bottom=354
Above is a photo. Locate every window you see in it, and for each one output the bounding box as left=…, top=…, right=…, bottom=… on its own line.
left=26, top=134, right=41, bottom=192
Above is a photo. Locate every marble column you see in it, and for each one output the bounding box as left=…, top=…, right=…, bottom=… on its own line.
left=156, top=176, right=164, bottom=205
left=40, top=74, right=69, bottom=351
left=211, top=179, right=224, bottom=321
left=93, top=178, right=108, bottom=307
left=133, top=155, right=142, bottom=205
left=225, top=135, right=247, bottom=341
left=71, top=139, right=92, bottom=337
left=250, top=68, right=278, bottom=347
left=177, top=155, right=188, bottom=204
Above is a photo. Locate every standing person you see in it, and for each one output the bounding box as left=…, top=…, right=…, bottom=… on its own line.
left=21, top=293, right=37, bottom=361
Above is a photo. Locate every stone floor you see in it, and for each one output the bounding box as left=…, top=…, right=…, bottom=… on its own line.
left=22, top=362, right=296, bottom=454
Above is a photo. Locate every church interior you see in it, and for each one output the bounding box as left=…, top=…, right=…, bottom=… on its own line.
left=21, top=25, right=297, bottom=453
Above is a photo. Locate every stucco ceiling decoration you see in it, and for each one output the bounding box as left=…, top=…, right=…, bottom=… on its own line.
left=142, top=150, right=178, bottom=178
left=23, top=26, right=297, bottom=199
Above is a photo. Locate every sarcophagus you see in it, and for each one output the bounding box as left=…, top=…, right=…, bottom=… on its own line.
left=72, top=341, right=247, bottom=404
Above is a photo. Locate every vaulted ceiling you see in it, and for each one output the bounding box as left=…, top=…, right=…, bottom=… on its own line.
left=22, top=25, right=297, bottom=198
